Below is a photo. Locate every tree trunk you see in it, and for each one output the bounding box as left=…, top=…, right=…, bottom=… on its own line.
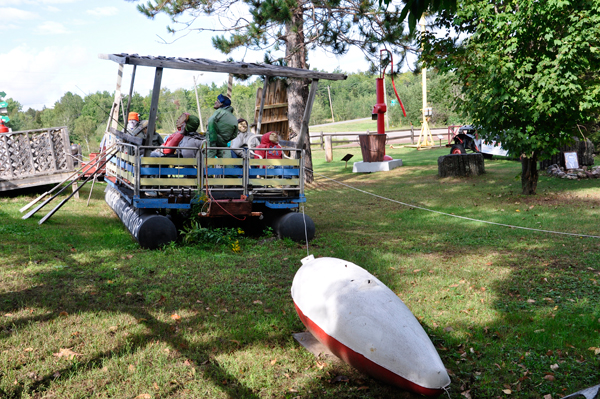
left=521, top=154, right=538, bottom=195
left=286, top=4, right=313, bottom=182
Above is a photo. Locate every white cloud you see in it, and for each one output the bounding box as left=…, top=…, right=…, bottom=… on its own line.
left=0, top=7, right=37, bottom=20
left=0, top=45, right=95, bottom=109
left=0, top=23, right=20, bottom=30
left=45, top=5, right=59, bottom=11
left=38, top=0, right=78, bottom=3
left=86, top=6, right=118, bottom=17
left=0, top=0, right=77, bottom=4
left=36, top=21, right=70, bottom=34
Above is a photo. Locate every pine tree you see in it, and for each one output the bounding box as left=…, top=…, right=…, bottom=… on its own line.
left=129, top=0, right=416, bottom=181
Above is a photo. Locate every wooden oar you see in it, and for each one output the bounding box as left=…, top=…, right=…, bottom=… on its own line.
left=22, top=149, right=117, bottom=220
left=37, top=153, right=117, bottom=225
left=19, top=143, right=117, bottom=213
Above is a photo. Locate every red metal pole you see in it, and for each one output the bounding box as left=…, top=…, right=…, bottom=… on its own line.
left=375, top=78, right=386, bottom=135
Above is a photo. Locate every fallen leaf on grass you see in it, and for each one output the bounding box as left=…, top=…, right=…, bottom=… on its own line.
left=59, top=311, right=68, bottom=317
left=543, top=395, right=552, bottom=399
left=543, top=374, right=555, bottom=381
left=23, top=347, right=34, bottom=352
left=413, top=269, right=421, bottom=273
left=4, top=313, right=13, bottom=317
left=358, top=386, right=369, bottom=390
left=316, top=361, right=327, bottom=369
left=443, top=326, right=454, bottom=332
left=588, top=347, right=600, bottom=355
left=134, top=395, right=151, bottom=399
left=53, top=348, right=81, bottom=359
left=527, top=299, right=536, bottom=303
left=170, top=314, right=181, bottom=322
left=253, top=300, right=263, bottom=305
left=550, top=363, right=559, bottom=371
left=270, top=359, right=277, bottom=365
left=128, top=364, right=136, bottom=373
left=461, top=390, right=472, bottom=399
left=503, top=389, right=512, bottom=394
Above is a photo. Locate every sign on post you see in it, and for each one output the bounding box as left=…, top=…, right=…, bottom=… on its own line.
left=564, top=151, right=579, bottom=170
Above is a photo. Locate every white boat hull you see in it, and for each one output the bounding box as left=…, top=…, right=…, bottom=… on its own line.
left=291, top=256, right=450, bottom=396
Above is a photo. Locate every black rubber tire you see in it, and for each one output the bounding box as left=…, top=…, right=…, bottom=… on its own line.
left=450, top=144, right=466, bottom=155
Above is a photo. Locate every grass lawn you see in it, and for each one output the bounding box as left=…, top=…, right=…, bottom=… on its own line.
left=1, top=147, right=600, bottom=398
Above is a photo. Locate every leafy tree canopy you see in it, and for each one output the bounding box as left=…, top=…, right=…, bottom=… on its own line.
left=423, top=0, right=600, bottom=194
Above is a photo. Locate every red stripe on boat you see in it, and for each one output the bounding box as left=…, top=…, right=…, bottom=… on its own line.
left=294, top=302, right=444, bottom=397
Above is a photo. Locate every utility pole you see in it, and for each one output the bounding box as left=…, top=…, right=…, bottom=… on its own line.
left=327, top=85, right=335, bottom=123
left=193, top=74, right=204, bottom=133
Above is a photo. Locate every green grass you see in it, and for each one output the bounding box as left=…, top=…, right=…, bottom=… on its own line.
left=1, top=148, right=600, bottom=398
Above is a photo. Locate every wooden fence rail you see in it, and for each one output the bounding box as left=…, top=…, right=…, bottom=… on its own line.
left=309, top=127, right=416, bottom=149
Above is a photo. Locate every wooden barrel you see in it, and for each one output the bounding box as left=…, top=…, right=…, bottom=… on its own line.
left=359, top=134, right=386, bottom=162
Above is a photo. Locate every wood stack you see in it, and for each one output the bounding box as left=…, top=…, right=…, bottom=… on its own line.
left=438, top=153, right=485, bottom=177
left=254, top=80, right=289, bottom=140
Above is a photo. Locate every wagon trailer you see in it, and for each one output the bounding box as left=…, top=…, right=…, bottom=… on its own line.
left=99, top=54, right=347, bottom=249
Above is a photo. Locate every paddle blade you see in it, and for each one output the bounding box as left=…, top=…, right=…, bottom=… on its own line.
left=38, top=198, right=68, bottom=225
left=22, top=196, right=54, bottom=220
left=19, top=192, right=49, bottom=213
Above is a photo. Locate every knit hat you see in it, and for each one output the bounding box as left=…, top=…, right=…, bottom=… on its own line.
left=217, top=94, right=231, bottom=107
left=184, top=115, right=200, bottom=133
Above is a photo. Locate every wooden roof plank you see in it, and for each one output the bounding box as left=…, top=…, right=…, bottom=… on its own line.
left=99, top=53, right=347, bottom=81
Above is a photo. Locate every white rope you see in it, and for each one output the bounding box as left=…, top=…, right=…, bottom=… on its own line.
left=306, top=168, right=600, bottom=239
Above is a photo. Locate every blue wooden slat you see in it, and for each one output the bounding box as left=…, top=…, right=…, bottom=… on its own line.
left=140, top=167, right=198, bottom=176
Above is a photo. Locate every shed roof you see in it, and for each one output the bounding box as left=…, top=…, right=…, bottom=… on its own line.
left=99, top=53, right=347, bottom=81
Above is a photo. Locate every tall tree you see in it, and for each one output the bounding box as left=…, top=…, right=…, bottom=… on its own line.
left=129, top=0, right=415, bottom=181
left=423, top=0, right=600, bottom=194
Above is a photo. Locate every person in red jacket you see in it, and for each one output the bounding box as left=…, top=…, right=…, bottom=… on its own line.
left=254, top=131, right=282, bottom=160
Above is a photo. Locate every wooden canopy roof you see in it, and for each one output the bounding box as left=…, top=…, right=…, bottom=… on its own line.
left=99, top=53, right=347, bottom=81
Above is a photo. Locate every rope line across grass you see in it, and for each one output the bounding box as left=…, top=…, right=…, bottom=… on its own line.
left=307, top=168, right=600, bottom=240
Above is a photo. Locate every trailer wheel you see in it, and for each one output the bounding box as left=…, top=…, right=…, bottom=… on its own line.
left=450, top=144, right=466, bottom=155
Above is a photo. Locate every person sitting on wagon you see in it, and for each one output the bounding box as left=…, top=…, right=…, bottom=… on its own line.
left=254, top=131, right=283, bottom=160
left=206, top=94, right=238, bottom=158
left=150, top=113, right=195, bottom=158
left=176, top=115, right=206, bottom=158
left=229, top=118, right=252, bottom=159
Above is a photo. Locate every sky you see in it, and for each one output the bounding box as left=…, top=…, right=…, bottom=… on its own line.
left=0, top=0, right=375, bottom=111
